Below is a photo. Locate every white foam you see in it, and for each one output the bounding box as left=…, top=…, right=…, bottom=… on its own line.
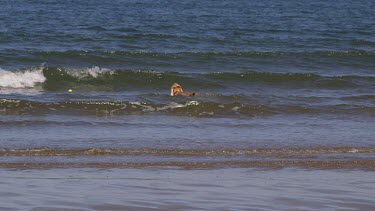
left=186, top=101, right=199, bottom=106
left=0, top=68, right=46, bottom=88
left=86, top=66, right=111, bottom=77
left=68, top=66, right=112, bottom=78
left=232, top=106, right=241, bottom=112
left=130, top=102, right=142, bottom=106
left=155, top=101, right=200, bottom=112
left=349, top=148, right=359, bottom=153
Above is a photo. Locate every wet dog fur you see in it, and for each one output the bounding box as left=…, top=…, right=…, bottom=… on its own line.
left=170, top=83, right=195, bottom=96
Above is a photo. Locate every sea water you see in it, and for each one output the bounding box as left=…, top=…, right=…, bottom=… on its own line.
left=0, top=0, right=374, bottom=210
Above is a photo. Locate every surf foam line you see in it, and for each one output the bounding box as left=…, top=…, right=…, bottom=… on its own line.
left=0, top=67, right=46, bottom=88
left=0, top=99, right=374, bottom=117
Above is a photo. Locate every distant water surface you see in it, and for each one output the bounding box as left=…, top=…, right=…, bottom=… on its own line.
left=0, top=1, right=375, bottom=209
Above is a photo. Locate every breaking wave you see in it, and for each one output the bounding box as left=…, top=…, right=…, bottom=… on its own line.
left=0, top=67, right=46, bottom=88
left=0, top=98, right=373, bottom=117
left=0, top=66, right=374, bottom=90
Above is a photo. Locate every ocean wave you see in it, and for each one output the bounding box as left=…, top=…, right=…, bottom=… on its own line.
left=0, top=67, right=45, bottom=88
left=0, top=99, right=270, bottom=117
left=352, top=39, right=375, bottom=46
left=0, top=98, right=373, bottom=117
left=0, top=66, right=374, bottom=90
left=43, top=67, right=374, bottom=90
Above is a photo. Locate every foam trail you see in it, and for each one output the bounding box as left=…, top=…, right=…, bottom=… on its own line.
left=67, top=66, right=112, bottom=78
left=0, top=68, right=46, bottom=88
left=86, top=66, right=112, bottom=77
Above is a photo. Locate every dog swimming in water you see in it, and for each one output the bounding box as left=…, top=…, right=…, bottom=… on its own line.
left=170, top=83, right=196, bottom=96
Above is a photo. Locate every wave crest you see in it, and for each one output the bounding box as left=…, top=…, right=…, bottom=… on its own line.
left=0, top=67, right=46, bottom=88
left=1, top=99, right=374, bottom=117
left=1, top=66, right=374, bottom=91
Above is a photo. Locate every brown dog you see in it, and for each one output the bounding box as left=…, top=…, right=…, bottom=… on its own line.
left=170, top=83, right=195, bottom=96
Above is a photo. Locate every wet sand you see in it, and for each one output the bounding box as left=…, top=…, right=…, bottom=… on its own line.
left=0, top=168, right=374, bottom=210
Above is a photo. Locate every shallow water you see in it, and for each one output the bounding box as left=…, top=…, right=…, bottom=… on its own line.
left=0, top=168, right=375, bottom=211
left=0, top=0, right=375, bottom=209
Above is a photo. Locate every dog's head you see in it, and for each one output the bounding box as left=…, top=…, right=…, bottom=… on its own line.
left=170, top=83, right=183, bottom=96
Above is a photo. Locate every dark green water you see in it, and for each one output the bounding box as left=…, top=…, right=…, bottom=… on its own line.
left=0, top=1, right=375, bottom=209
